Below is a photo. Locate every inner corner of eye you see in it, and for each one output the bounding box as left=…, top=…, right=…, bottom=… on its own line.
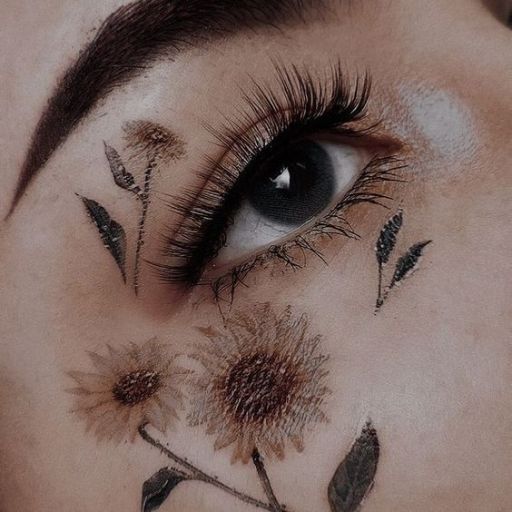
left=201, top=139, right=371, bottom=277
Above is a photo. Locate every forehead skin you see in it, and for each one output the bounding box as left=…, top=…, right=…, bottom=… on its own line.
left=0, top=1, right=511, bottom=512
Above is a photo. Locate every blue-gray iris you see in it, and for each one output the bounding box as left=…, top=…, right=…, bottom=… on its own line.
left=248, top=141, right=335, bottom=227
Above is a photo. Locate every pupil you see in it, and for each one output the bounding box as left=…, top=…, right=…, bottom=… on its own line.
left=248, top=141, right=335, bottom=227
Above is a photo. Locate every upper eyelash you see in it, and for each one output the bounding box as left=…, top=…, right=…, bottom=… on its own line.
left=152, top=63, right=374, bottom=287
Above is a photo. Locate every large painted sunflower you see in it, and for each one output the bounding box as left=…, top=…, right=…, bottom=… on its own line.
left=188, top=304, right=330, bottom=463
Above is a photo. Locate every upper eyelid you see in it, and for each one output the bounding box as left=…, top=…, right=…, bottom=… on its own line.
left=157, top=69, right=366, bottom=267
left=167, top=63, right=368, bottom=232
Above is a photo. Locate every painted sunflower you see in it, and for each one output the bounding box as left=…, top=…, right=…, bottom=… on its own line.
left=67, top=338, right=187, bottom=443
left=188, top=304, right=330, bottom=463
left=123, top=120, right=185, bottom=163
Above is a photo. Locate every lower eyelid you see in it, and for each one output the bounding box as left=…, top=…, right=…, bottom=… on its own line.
left=212, top=205, right=290, bottom=264
left=204, top=211, right=319, bottom=280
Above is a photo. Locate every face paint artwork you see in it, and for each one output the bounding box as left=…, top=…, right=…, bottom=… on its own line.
left=79, top=121, right=186, bottom=294
left=66, top=304, right=381, bottom=512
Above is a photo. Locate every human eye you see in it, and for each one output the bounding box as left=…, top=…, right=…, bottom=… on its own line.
left=153, top=64, right=404, bottom=299
left=212, top=139, right=370, bottom=270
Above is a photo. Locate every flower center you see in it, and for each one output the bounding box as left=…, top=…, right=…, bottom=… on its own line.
left=112, top=370, right=161, bottom=406
left=223, top=352, right=298, bottom=424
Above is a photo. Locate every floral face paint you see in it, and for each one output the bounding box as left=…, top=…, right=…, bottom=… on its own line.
left=67, top=338, right=187, bottom=442
left=188, top=303, right=330, bottom=464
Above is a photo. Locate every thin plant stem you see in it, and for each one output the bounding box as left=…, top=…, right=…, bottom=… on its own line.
left=133, top=158, right=155, bottom=295
left=138, top=424, right=274, bottom=511
left=375, top=263, right=384, bottom=312
left=252, top=449, right=284, bottom=512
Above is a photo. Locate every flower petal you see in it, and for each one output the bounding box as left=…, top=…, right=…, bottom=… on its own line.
left=146, top=401, right=168, bottom=433
left=87, top=350, right=115, bottom=375
left=72, top=392, right=113, bottom=411
left=214, top=429, right=238, bottom=451
left=67, top=371, right=111, bottom=392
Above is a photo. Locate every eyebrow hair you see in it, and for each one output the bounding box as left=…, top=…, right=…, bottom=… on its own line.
left=8, top=0, right=327, bottom=216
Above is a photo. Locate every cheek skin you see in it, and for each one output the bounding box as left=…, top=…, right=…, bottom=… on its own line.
left=0, top=200, right=241, bottom=511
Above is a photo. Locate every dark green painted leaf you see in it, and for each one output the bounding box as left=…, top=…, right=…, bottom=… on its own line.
left=141, top=467, right=187, bottom=512
left=328, top=422, right=380, bottom=512
left=79, top=195, right=127, bottom=282
left=390, top=240, right=432, bottom=289
left=375, top=209, right=403, bottom=266
left=104, top=142, right=141, bottom=196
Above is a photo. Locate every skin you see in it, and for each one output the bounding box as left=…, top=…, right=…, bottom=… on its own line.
left=1, top=1, right=511, bottom=511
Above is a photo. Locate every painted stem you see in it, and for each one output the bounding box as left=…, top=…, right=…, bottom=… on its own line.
left=133, top=159, right=155, bottom=295
left=138, top=424, right=274, bottom=511
left=252, top=449, right=284, bottom=512
left=375, top=263, right=384, bottom=312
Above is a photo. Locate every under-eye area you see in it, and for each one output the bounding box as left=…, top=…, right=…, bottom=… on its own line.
left=150, top=64, right=407, bottom=302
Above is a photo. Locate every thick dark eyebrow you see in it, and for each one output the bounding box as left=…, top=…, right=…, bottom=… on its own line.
left=8, top=0, right=328, bottom=216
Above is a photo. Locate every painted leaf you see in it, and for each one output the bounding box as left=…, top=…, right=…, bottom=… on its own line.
left=390, top=240, right=432, bottom=289
left=328, top=422, right=380, bottom=512
left=104, top=142, right=141, bottom=196
left=79, top=195, right=127, bottom=282
left=375, top=209, right=403, bottom=266
left=141, top=467, right=186, bottom=512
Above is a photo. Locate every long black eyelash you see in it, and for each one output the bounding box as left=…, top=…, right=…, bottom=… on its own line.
left=153, top=63, right=373, bottom=286
left=210, top=156, right=406, bottom=302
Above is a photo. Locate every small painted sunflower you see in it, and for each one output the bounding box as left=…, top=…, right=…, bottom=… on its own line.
left=123, top=120, right=185, bottom=162
left=67, top=338, right=187, bottom=443
left=188, top=304, right=330, bottom=464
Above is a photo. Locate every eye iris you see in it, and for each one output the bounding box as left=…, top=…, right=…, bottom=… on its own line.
left=248, top=141, right=335, bottom=227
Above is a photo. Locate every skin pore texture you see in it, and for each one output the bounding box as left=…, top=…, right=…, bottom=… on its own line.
left=0, top=1, right=511, bottom=511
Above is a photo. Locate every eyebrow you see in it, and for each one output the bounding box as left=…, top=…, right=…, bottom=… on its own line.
left=8, top=0, right=328, bottom=216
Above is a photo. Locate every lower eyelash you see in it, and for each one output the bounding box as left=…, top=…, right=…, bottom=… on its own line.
left=208, top=155, right=407, bottom=303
